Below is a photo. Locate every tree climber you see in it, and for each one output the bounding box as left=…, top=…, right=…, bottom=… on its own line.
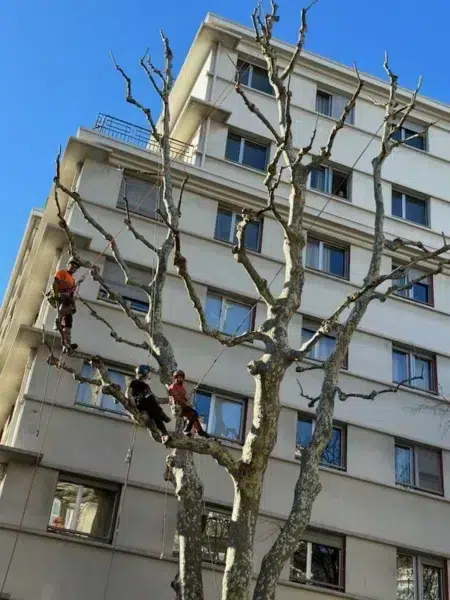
left=169, top=370, right=210, bottom=438
left=47, top=257, right=80, bottom=353
left=126, top=365, right=171, bottom=444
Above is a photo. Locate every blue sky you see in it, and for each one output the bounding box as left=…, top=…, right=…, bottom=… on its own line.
left=1, top=0, right=449, bottom=301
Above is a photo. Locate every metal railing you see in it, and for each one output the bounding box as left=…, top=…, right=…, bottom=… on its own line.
left=93, top=113, right=195, bottom=164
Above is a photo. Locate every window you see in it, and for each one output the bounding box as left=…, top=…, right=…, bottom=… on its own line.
left=205, top=292, right=253, bottom=336
left=392, top=120, right=427, bottom=151
left=306, top=237, right=349, bottom=279
left=75, top=362, right=130, bottom=415
left=291, top=530, right=344, bottom=591
left=98, top=258, right=150, bottom=313
left=194, top=390, right=246, bottom=442
left=310, top=165, right=350, bottom=199
left=201, top=507, right=231, bottom=564
left=392, top=347, right=436, bottom=392
left=296, top=417, right=346, bottom=470
left=214, top=207, right=262, bottom=252
left=392, top=190, right=429, bottom=227
left=225, top=132, right=269, bottom=171
left=236, top=59, right=274, bottom=95
left=117, top=175, right=162, bottom=219
left=397, top=553, right=444, bottom=600
left=395, top=442, right=442, bottom=494
left=48, top=475, right=119, bottom=543
left=316, top=89, right=355, bottom=125
left=392, top=264, right=433, bottom=306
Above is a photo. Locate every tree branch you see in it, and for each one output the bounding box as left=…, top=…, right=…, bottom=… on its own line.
left=77, top=297, right=152, bottom=351
left=279, top=2, right=318, bottom=81
left=235, top=81, right=282, bottom=144
left=165, top=434, right=239, bottom=477
left=232, top=208, right=276, bottom=307
left=111, top=52, right=161, bottom=140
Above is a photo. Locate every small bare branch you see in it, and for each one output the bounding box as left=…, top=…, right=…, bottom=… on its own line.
left=294, top=113, right=319, bottom=165
left=77, top=297, right=152, bottom=351
left=335, top=374, right=425, bottom=403
left=309, top=65, right=364, bottom=169
left=279, top=2, right=318, bottom=81
left=232, top=208, right=276, bottom=307
left=111, top=52, right=161, bottom=139
left=140, top=50, right=165, bottom=100
left=294, top=363, right=325, bottom=374
left=235, top=81, right=282, bottom=144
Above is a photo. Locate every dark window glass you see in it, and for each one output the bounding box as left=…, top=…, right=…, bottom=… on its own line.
left=405, top=195, right=427, bottom=226
left=215, top=209, right=233, bottom=243
left=242, top=139, right=268, bottom=171
left=225, top=132, right=242, bottom=163
left=392, top=190, right=403, bottom=218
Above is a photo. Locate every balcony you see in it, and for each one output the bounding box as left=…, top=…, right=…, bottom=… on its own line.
left=93, top=113, right=195, bottom=164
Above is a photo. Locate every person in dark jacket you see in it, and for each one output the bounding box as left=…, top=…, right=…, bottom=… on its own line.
left=126, top=365, right=171, bottom=443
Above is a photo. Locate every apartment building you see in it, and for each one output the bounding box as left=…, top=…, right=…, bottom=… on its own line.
left=0, top=11, right=450, bottom=600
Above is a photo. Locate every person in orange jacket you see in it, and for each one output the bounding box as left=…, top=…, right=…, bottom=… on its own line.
left=168, top=370, right=210, bottom=437
left=48, top=257, right=80, bottom=352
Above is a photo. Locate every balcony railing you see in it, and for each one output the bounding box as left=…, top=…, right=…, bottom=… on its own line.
left=93, top=113, right=195, bottom=164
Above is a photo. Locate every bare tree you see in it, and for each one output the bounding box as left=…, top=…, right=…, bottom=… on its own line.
left=46, top=4, right=450, bottom=600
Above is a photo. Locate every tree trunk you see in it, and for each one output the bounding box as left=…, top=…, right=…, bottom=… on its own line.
left=168, top=450, right=205, bottom=600
left=222, top=369, right=284, bottom=600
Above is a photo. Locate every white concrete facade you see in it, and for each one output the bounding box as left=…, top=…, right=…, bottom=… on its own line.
left=0, top=12, right=450, bottom=600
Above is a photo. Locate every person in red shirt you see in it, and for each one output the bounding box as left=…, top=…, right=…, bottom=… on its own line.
left=169, top=370, right=209, bottom=437
left=48, top=257, right=80, bottom=352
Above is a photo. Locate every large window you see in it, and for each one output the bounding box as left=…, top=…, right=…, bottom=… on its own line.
left=306, top=237, right=349, bottom=279
left=291, top=530, right=344, bottom=591
left=310, top=165, right=350, bottom=199
left=225, top=131, right=269, bottom=171
left=296, top=416, right=346, bottom=470
left=98, top=258, right=151, bottom=313
left=397, top=553, right=444, bottom=600
left=75, top=362, right=130, bottom=415
left=392, top=346, right=436, bottom=393
left=194, top=390, right=246, bottom=442
left=236, top=59, right=273, bottom=95
left=395, top=442, right=442, bottom=495
left=117, top=175, right=161, bottom=219
left=391, top=120, right=427, bottom=151
left=214, top=207, right=262, bottom=252
left=316, top=89, right=355, bottom=125
left=205, top=292, right=253, bottom=336
left=48, top=475, right=119, bottom=543
left=201, top=507, right=231, bottom=565
left=392, top=189, right=429, bottom=227
left=392, top=264, right=433, bottom=306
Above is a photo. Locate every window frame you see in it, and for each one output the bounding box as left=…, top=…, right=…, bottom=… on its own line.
left=75, top=362, right=131, bottom=416
left=205, top=290, right=255, bottom=336
left=214, top=206, right=263, bottom=252
left=305, top=236, right=350, bottom=280
left=392, top=263, right=434, bottom=306
left=235, top=58, right=274, bottom=96
left=396, top=552, right=446, bottom=600
left=225, top=131, right=270, bottom=172
left=391, top=188, right=430, bottom=227
left=316, top=88, right=355, bottom=125
left=47, top=474, right=120, bottom=544
left=290, top=529, right=345, bottom=592
left=193, top=388, right=247, bottom=444
left=392, top=345, right=437, bottom=393
left=309, top=164, right=351, bottom=200
left=296, top=414, right=347, bottom=471
left=395, top=440, right=443, bottom=495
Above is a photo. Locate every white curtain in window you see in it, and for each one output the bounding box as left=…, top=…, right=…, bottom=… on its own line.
left=306, top=240, right=320, bottom=270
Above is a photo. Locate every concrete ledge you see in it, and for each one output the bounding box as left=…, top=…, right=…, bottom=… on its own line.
left=0, top=444, right=42, bottom=466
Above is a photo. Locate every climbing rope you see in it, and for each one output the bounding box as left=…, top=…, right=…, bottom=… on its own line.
left=102, top=420, right=138, bottom=600
left=0, top=350, right=66, bottom=597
